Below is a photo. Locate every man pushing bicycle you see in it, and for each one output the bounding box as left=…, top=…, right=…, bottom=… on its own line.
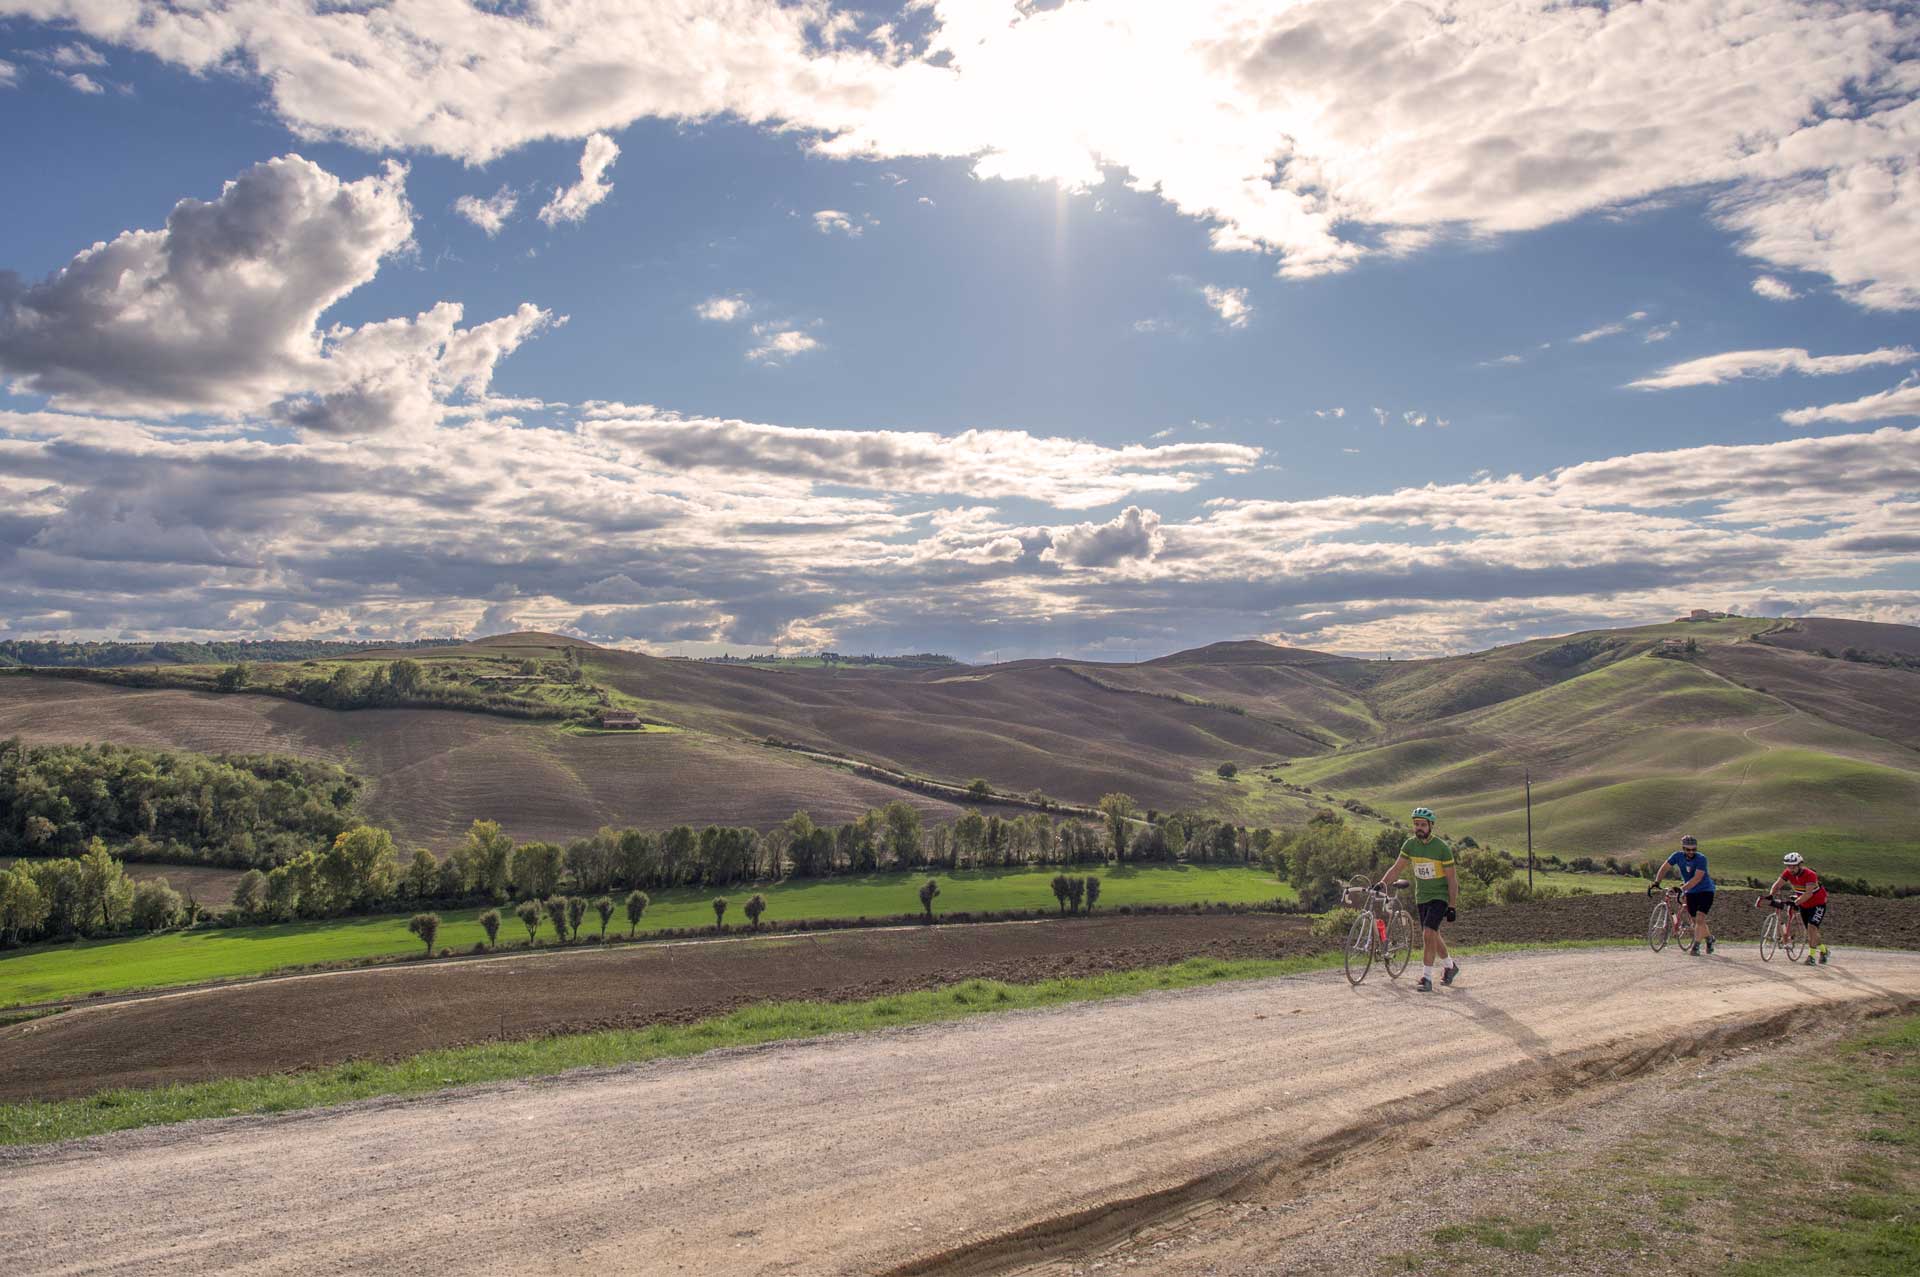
left=1375, top=806, right=1459, bottom=992
left=1762, top=852, right=1832, bottom=966
left=1651, top=835, right=1714, bottom=956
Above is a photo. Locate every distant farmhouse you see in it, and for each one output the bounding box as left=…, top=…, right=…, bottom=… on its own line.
left=599, top=709, right=644, bottom=729
left=1680, top=609, right=1733, bottom=622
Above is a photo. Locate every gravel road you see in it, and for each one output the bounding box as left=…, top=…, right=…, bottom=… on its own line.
left=6, top=947, right=1918, bottom=1276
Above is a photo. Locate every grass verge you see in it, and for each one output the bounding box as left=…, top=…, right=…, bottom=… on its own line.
left=0, top=940, right=1631, bottom=1149
left=1383, top=1009, right=1920, bottom=1276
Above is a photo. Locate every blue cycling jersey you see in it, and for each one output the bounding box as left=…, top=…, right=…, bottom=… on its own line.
left=1666, top=850, right=1714, bottom=893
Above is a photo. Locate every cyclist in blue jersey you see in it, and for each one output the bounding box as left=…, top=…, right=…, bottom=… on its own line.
left=1650, top=835, right=1715, bottom=956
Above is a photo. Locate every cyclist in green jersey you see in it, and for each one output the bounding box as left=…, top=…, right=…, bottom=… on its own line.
left=1374, top=806, right=1460, bottom=992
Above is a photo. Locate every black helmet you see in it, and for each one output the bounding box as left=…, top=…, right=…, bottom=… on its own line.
left=1680, top=835, right=1698, bottom=849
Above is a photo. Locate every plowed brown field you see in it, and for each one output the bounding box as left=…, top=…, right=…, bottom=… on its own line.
left=0, top=676, right=983, bottom=850
left=6, top=892, right=1914, bottom=1106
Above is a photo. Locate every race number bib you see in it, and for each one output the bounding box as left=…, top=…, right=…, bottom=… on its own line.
left=1414, top=862, right=1438, bottom=879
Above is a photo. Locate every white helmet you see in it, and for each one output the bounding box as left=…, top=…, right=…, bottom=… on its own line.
left=1782, top=852, right=1803, bottom=866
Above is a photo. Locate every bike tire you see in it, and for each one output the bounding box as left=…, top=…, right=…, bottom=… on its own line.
left=1385, top=910, right=1415, bottom=978
left=1784, top=915, right=1807, bottom=963
left=1760, top=912, right=1778, bottom=962
left=1672, top=909, right=1695, bottom=951
left=1344, top=909, right=1375, bottom=987
left=1647, top=900, right=1670, bottom=952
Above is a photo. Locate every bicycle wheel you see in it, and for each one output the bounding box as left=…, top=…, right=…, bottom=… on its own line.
left=1385, top=909, right=1415, bottom=978
left=1760, top=912, right=1779, bottom=962
left=1672, top=909, right=1695, bottom=951
left=1784, top=914, right=1806, bottom=963
left=1344, top=908, right=1375, bottom=986
left=1647, top=900, right=1670, bottom=952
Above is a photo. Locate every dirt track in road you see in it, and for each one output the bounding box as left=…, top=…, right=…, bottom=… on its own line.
left=6, top=947, right=1919, bottom=1276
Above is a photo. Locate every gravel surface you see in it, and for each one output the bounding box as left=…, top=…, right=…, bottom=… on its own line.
left=5, top=947, right=1918, bottom=1276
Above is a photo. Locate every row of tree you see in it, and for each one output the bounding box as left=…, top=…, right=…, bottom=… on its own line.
left=0, top=840, right=198, bottom=945
left=0, top=739, right=359, bottom=868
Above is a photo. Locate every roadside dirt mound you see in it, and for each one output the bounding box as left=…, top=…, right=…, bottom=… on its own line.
left=0, top=914, right=1317, bottom=1104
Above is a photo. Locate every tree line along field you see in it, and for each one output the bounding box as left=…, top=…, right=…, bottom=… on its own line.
left=0, top=864, right=1290, bottom=1005
left=1, top=616, right=1916, bottom=888
left=0, top=861, right=1655, bottom=1009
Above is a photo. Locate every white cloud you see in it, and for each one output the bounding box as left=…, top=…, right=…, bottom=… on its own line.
left=1633, top=346, right=1917, bottom=390
left=49, top=43, right=105, bottom=68
left=1371, top=407, right=1388, bottom=426
left=1479, top=354, right=1525, bottom=367
left=1042, top=506, right=1164, bottom=569
left=1314, top=407, right=1346, bottom=419
left=917, top=196, right=935, bottom=206
left=1752, top=275, right=1801, bottom=302
left=586, top=411, right=1262, bottom=510
left=745, top=325, right=821, bottom=363
left=23, top=1, right=1918, bottom=308
left=812, top=209, right=861, bottom=237
left=1781, top=378, right=1920, bottom=427
left=1643, top=322, right=1679, bottom=343
left=0, top=154, right=552, bottom=434
left=1572, top=322, right=1626, bottom=344
left=62, top=71, right=103, bottom=94
left=697, top=296, right=751, bottom=323
left=453, top=186, right=518, bottom=237
left=1201, top=285, right=1251, bottom=329
left=0, top=59, right=15, bottom=88
left=538, top=133, right=619, bottom=227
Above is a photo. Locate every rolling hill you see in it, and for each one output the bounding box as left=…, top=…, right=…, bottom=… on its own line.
left=2, top=616, right=1917, bottom=885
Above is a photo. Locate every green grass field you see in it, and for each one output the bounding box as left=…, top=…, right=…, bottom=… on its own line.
left=0, top=864, right=1294, bottom=1007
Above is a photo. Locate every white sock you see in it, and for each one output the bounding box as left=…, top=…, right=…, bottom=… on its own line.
left=1423, top=964, right=1435, bottom=982
left=1444, top=956, right=1457, bottom=971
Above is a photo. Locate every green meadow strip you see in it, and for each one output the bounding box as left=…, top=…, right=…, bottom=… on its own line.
left=0, top=940, right=1632, bottom=1148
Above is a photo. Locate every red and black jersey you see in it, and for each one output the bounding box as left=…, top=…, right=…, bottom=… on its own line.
left=1781, top=866, right=1826, bottom=906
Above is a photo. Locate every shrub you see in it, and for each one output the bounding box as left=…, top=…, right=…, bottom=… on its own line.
left=1310, top=906, right=1359, bottom=940
left=515, top=899, right=541, bottom=943
left=1084, top=875, right=1102, bottom=913
left=594, top=896, right=615, bottom=939
left=1460, top=882, right=1491, bottom=910
left=967, top=778, right=992, bottom=801
left=130, top=877, right=183, bottom=932
left=744, top=893, right=766, bottom=928
left=1050, top=874, right=1071, bottom=914
left=1216, top=762, right=1238, bottom=779
left=1283, top=817, right=1372, bottom=912
left=1461, top=849, right=1514, bottom=889
left=478, top=908, right=501, bottom=949
left=1569, top=856, right=1597, bottom=873
left=543, top=895, right=569, bottom=942
left=919, top=878, right=941, bottom=921
left=407, top=912, right=441, bottom=956
left=712, top=897, right=728, bottom=928
left=1066, top=876, right=1086, bottom=914
left=1533, top=885, right=1563, bottom=901
left=232, top=869, right=267, bottom=918
left=1497, top=878, right=1532, bottom=905
left=625, top=890, right=649, bottom=938
left=566, top=896, right=588, bottom=938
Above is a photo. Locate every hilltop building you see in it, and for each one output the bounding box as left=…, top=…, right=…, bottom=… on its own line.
left=599, top=709, right=643, bottom=729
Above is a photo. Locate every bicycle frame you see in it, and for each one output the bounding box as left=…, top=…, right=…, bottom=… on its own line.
left=1343, top=880, right=1414, bottom=987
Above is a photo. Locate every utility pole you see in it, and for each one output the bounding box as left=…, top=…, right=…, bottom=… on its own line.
left=1525, top=769, right=1534, bottom=891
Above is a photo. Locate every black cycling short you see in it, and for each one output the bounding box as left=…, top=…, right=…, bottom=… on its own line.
left=1418, top=899, right=1450, bottom=931
left=1684, top=890, right=1714, bottom=916
left=1799, top=903, right=1826, bottom=927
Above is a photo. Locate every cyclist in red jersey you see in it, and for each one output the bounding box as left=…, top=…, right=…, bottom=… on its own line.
left=1763, top=852, right=1831, bottom=965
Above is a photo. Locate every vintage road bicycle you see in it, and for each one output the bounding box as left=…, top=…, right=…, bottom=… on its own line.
left=1645, top=881, right=1696, bottom=953
left=1341, top=877, right=1415, bottom=987
left=1757, top=895, right=1808, bottom=964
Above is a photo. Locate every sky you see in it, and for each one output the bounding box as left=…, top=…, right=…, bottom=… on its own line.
left=0, top=1, right=1917, bottom=661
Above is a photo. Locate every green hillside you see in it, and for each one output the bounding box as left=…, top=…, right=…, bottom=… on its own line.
left=1, top=616, right=1915, bottom=886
